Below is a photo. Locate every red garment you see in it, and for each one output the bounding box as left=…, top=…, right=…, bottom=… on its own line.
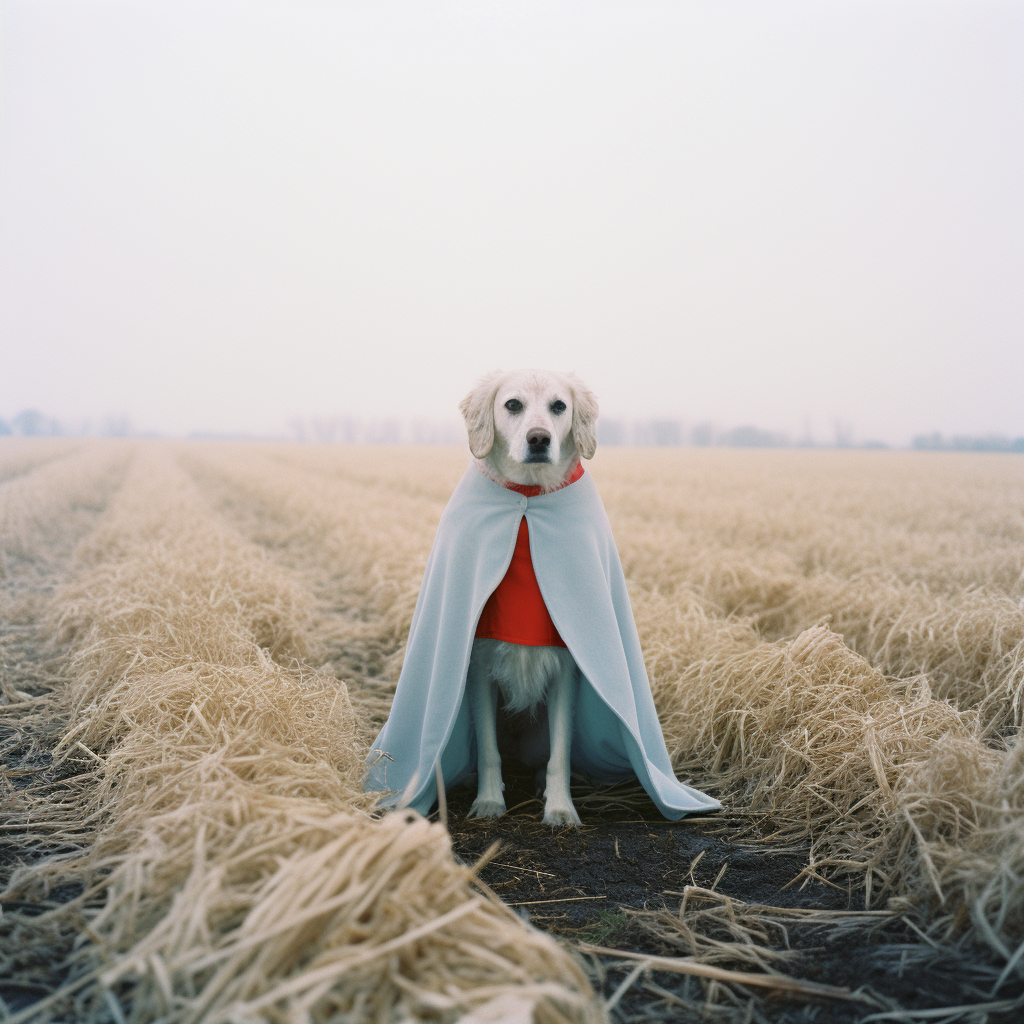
left=474, top=462, right=584, bottom=647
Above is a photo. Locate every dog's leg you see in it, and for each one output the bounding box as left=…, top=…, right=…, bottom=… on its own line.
left=468, top=666, right=506, bottom=819
left=542, top=665, right=580, bottom=827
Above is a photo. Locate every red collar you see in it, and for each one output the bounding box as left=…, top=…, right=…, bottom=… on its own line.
left=486, top=460, right=585, bottom=498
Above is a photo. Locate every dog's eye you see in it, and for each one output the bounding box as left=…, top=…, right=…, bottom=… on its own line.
left=504, top=399, right=523, bottom=414
left=550, top=400, right=566, bottom=415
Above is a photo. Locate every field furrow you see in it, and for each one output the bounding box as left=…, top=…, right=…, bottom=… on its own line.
left=0, top=442, right=132, bottom=581
left=0, top=440, right=85, bottom=486
left=181, top=444, right=444, bottom=743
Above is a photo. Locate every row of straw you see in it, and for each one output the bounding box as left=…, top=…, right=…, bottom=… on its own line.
left=596, top=447, right=1024, bottom=597
left=0, top=443, right=130, bottom=583
left=0, top=439, right=83, bottom=486
left=180, top=444, right=455, bottom=740
left=635, top=590, right=1024, bottom=951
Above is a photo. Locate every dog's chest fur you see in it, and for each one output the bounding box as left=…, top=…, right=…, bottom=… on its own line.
left=472, top=638, right=572, bottom=714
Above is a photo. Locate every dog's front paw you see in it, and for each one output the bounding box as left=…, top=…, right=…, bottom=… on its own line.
left=542, top=803, right=581, bottom=828
left=468, top=797, right=507, bottom=819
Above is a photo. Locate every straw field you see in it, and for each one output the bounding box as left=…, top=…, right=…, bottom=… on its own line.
left=2, top=440, right=1023, bottom=1022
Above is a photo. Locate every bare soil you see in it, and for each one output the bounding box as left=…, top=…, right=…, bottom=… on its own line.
left=447, top=765, right=1022, bottom=1022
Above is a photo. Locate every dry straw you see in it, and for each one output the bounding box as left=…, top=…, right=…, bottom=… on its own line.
left=1, top=447, right=602, bottom=1023
left=678, top=562, right=1024, bottom=734
left=4, top=440, right=1024, bottom=1019
left=0, top=442, right=129, bottom=581
left=598, top=448, right=1024, bottom=732
left=180, top=444, right=458, bottom=740
left=184, top=445, right=1024, bottom=957
left=0, top=439, right=82, bottom=485
left=183, top=444, right=1024, bottom=967
left=625, top=885, right=893, bottom=972
left=594, top=448, right=1024, bottom=599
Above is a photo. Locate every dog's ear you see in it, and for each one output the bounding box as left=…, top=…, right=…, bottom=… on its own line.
left=567, top=373, right=599, bottom=460
left=459, top=370, right=505, bottom=458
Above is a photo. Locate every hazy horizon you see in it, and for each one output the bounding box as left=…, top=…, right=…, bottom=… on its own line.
left=2, top=2, right=1022, bottom=445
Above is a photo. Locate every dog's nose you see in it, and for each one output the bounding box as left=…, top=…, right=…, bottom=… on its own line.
left=527, top=429, right=551, bottom=450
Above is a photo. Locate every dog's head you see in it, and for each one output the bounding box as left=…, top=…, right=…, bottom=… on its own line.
left=459, top=369, right=598, bottom=489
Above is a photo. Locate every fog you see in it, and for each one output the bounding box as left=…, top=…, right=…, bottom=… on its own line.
left=2, top=1, right=1021, bottom=444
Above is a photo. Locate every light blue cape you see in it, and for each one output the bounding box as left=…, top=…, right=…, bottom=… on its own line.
left=365, top=464, right=721, bottom=820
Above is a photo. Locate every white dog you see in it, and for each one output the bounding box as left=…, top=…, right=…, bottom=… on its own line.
left=458, top=369, right=599, bottom=827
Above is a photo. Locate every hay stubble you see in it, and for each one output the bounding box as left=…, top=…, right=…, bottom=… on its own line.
left=2, top=440, right=1024, bottom=1020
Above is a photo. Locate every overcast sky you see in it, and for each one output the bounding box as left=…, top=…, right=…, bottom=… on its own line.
left=2, top=1, right=1021, bottom=443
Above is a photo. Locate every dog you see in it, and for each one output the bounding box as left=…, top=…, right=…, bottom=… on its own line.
left=458, top=369, right=599, bottom=827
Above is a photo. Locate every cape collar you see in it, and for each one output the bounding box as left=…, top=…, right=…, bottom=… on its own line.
left=479, top=460, right=585, bottom=498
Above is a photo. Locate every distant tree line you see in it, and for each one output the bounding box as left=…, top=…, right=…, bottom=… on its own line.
left=599, top=419, right=796, bottom=448
left=911, top=432, right=1024, bottom=453
left=596, top=419, right=887, bottom=449
left=0, top=409, right=152, bottom=439
left=285, top=416, right=807, bottom=448
left=0, top=409, right=67, bottom=437
left=3, top=409, right=1023, bottom=452
left=286, top=417, right=877, bottom=448
left=247, top=417, right=1023, bottom=451
left=284, top=417, right=465, bottom=445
